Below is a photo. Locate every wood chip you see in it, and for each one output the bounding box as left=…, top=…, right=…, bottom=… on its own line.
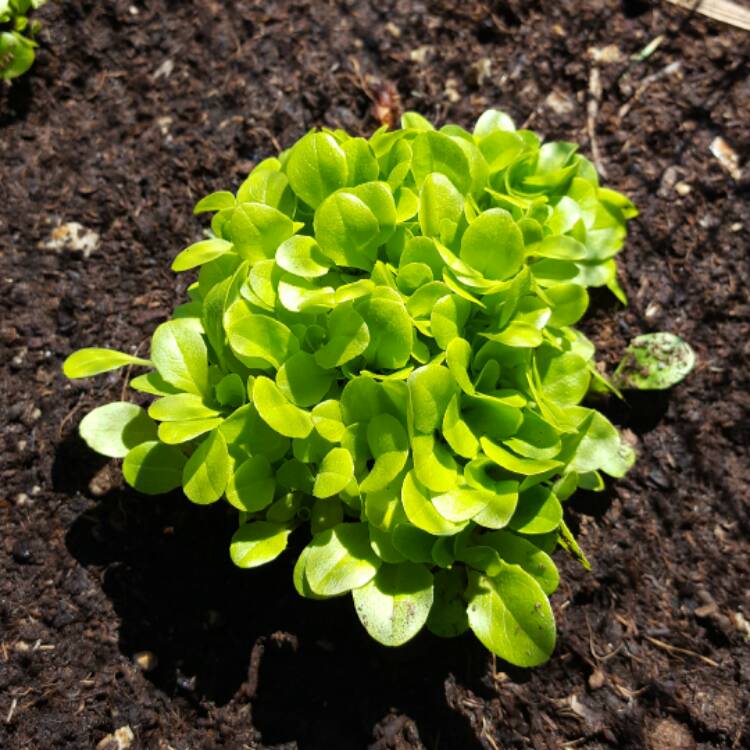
left=666, top=0, right=750, bottom=31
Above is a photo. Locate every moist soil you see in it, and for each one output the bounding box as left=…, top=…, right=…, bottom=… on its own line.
left=1, top=1, right=749, bottom=749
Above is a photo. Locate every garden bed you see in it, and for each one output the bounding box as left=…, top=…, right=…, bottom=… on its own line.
left=1, top=1, right=749, bottom=748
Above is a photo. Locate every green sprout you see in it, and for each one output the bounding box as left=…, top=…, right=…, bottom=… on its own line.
left=64, top=110, right=656, bottom=667
left=0, top=0, right=46, bottom=80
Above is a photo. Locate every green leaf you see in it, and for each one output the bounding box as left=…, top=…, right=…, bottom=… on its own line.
left=230, top=521, right=291, bottom=569
left=276, top=351, right=334, bottom=407
left=401, top=111, right=435, bottom=131
left=129, top=371, right=181, bottom=396
left=148, top=394, right=220, bottom=422
left=313, top=447, right=355, bottom=498
left=314, top=190, right=380, bottom=270
left=342, top=137, right=380, bottom=185
left=427, top=568, right=469, bottom=637
left=401, top=471, right=466, bottom=536
left=508, top=486, right=563, bottom=535
left=432, top=484, right=492, bottom=522
left=473, top=109, right=516, bottom=137
left=481, top=530, right=559, bottom=595
left=151, top=319, right=210, bottom=397
left=353, top=563, right=434, bottom=646
left=0, top=31, right=35, bottom=80
left=63, top=348, right=151, bottom=379
left=226, top=455, right=275, bottom=512
left=306, top=523, right=382, bottom=596
left=215, top=373, right=246, bottom=407
left=225, top=307, right=299, bottom=370
left=182, top=430, right=230, bottom=505
left=466, top=567, right=556, bottom=667
left=481, top=437, right=563, bottom=476
left=310, top=497, right=344, bottom=535
left=158, top=418, right=223, bottom=445
left=411, top=131, right=471, bottom=194
left=312, top=399, right=346, bottom=442
left=360, top=414, right=409, bottom=493
left=275, top=235, right=332, bottom=278
left=614, top=332, right=696, bottom=391
left=442, top=394, right=479, bottom=458
left=194, top=191, right=236, bottom=214
left=172, top=238, right=234, bottom=272
left=286, top=131, right=349, bottom=208
left=356, top=293, right=413, bottom=370
left=418, top=172, right=465, bottom=241
left=412, top=433, right=459, bottom=492
left=545, top=283, right=589, bottom=327
left=315, top=303, right=370, bottom=369
left=219, top=403, right=290, bottom=462
left=460, top=209, right=524, bottom=280
left=79, top=402, right=157, bottom=458
left=123, top=441, right=186, bottom=495
left=527, top=235, right=587, bottom=261
left=225, top=203, right=296, bottom=263
left=431, top=294, right=470, bottom=350
left=252, top=376, right=313, bottom=439
left=408, top=364, right=458, bottom=434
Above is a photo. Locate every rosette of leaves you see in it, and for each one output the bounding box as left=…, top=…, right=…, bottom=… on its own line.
left=64, top=110, right=640, bottom=667
left=0, top=0, right=46, bottom=80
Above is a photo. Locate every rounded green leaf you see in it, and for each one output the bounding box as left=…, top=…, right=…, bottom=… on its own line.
left=286, top=131, right=349, bottom=208
left=411, top=131, right=471, bottom=194
left=359, top=413, right=409, bottom=493
left=158, top=418, right=223, bottom=445
left=275, top=235, right=332, bottom=278
left=123, top=441, right=187, bottom=495
left=226, top=455, right=275, bottom=512
left=276, top=351, right=334, bottom=407
left=313, top=447, right=355, bottom=498
left=253, top=376, right=314, bottom=439
left=151, top=319, right=209, bottom=397
left=314, top=191, right=380, bottom=270
left=481, top=530, right=559, bottom=595
left=508, top=486, right=563, bottom=535
left=418, top=172, right=465, bottom=240
left=355, top=294, right=413, bottom=370
left=226, top=309, right=299, bottom=370
left=460, top=209, right=524, bottom=280
left=230, top=521, right=291, bottom=569
left=306, top=523, right=381, bottom=596
left=148, top=394, right=220, bottom=422
left=172, top=238, right=234, bottom=272
left=466, top=567, right=556, bottom=667
left=63, top=348, right=151, bottom=379
left=401, top=471, right=466, bottom=536
left=315, top=304, right=370, bottom=369
left=545, top=283, right=589, bottom=327
left=182, top=430, right=230, bottom=505
left=79, top=402, right=157, bottom=458
left=353, top=563, right=434, bottom=646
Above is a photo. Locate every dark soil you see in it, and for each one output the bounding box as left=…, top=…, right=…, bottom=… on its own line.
left=1, top=1, right=749, bottom=748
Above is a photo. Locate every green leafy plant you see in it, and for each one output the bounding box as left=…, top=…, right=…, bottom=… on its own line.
left=65, top=110, right=657, bottom=667
left=0, top=0, right=46, bottom=80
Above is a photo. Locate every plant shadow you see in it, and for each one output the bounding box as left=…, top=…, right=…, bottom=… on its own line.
left=57, top=433, right=487, bottom=750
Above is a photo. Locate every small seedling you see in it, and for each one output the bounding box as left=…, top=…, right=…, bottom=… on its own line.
left=0, top=0, right=46, bottom=80
left=64, top=110, right=688, bottom=667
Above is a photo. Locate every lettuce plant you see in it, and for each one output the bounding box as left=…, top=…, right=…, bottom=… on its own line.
left=0, top=0, right=46, bottom=80
left=64, top=110, right=640, bottom=667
